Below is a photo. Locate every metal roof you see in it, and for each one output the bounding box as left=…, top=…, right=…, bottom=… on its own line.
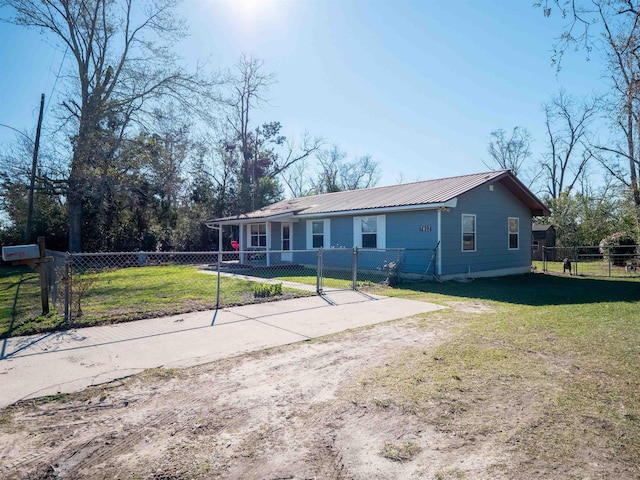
left=207, top=170, right=550, bottom=224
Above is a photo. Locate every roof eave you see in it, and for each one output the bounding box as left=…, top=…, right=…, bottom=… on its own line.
left=295, top=199, right=459, bottom=219
left=205, top=199, right=459, bottom=226
left=495, top=172, right=551, bottom=217
left=205, top=211, right=297, bottom=227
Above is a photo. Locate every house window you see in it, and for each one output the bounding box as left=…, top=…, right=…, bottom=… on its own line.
left=361, top=217, right=377, bottom=248
left=354, top=215, right=386, bottom=249
left=508, top=217, right=519, bottom=250
left=250, top=223, right=266, bottom=247
left=306, top=219, right=330, bottom=249
left=462, top=214, right=476, bottom=252
left=312, top=220, right=324, bottom=248
left=532, top=240, right=539, bottom=252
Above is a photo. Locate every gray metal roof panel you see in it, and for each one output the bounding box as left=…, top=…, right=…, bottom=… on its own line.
left=207, top=170, right=549, bottom=223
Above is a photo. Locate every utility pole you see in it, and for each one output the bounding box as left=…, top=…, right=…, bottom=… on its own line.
left=24, top=93, right=45, bottom=242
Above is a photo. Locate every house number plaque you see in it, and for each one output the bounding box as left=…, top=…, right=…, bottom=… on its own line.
left=419, top=226, right=432, bottom=232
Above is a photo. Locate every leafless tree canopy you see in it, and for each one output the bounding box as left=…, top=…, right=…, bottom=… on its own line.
left=484, top=126, right=532, bottom=178
left=538, top=0, right=640, bottom=224
left=541, top=90, right=600, bottom=199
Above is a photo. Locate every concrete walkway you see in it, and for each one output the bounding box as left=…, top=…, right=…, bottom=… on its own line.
left=0, top=290, right=444, bottom=409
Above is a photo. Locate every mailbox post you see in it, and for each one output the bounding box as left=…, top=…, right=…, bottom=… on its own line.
left=2, top=236, right=52, bottom=315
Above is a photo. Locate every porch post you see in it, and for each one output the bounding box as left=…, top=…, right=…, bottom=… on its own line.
left=266, top=221, right=271, bottom=267
left=437, top=209, right=443, bottom=276
left=239, top=224, right=245, bottom=264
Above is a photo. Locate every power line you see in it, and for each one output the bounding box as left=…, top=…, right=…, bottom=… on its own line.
left=44, top=46, right=68, bottom=118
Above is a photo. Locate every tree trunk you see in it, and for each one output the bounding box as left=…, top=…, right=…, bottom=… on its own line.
left=68, top=194, right=83, bottom=253
left=67, top=155, right=85, bottom=253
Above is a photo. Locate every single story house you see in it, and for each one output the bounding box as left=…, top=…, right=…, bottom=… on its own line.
left=206, top=170, right=550, bottom=280
left=531, top=224, right=556, bottom=261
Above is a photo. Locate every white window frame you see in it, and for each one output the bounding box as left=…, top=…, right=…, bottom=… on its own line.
left=281, top=223, right=292, bottom=251
left=461, top=214, right=476, bottom=252
left=508, top=217, right=519, bottom=250
left=532, top=239, right=539, bottom=252
left=248, top=223, right=267, bottom=248
left=353, top=215, right=386, bottom=249
left=306, top=219, right=330, bottom=249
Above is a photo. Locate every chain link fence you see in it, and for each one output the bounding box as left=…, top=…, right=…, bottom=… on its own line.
left=41, top=247, right=436, bottom=325
left=539, top=245, right=640, bottom=277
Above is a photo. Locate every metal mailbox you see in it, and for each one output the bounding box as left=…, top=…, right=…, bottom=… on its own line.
left=2, top=244, right=41, bottom=262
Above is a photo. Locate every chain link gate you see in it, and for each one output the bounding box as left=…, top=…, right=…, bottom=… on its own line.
left=316, top=247, right=407, bottom=294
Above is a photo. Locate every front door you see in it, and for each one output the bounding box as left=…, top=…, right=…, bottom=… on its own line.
left=281, top=223, right=292, bottom=261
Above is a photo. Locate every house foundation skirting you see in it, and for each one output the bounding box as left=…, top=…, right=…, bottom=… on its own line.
left=437, top=265, right=531, bottom=282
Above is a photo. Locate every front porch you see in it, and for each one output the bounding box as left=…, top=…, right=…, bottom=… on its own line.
left=211, top=219, right=297, bottom=268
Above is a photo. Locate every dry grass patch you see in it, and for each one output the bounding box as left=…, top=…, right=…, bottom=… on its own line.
left=347, top=275, right=640, bottom=478
left=380, top=440, right=421, bottom=462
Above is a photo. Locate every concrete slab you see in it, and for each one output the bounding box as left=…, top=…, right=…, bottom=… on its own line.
left=0, top=295, right=444, bottom=409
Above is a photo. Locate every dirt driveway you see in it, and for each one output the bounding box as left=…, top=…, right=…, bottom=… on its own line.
left=0, top=305, right=469, bottom=480
left=4, top=296, right=627, bottom=480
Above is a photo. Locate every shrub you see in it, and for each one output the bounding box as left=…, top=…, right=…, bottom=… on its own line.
left=253, top=282, right=282, bottom=298
left=599, top=232, right=638, bottom=266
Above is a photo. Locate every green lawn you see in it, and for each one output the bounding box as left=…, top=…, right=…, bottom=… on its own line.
left=350, top=273, right=640, bottom=476
left=239, top=265, right=384, bottom=289
left=0, top=266, right=63, bottom=339
left=0, top=264, right=312, bottom=338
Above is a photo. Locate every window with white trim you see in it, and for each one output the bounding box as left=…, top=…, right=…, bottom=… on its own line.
left=362, top=217, right=377, bottom=248
left=532, top=240, right=539, bottom=251
left=353, top=215, right=386, bottom=249
left=312, top=220, right=324, bottom=248
left=249, top=223, right=266, bottom=247
left=462, top=214, right=476, bottom=252
left=306, top=219, right=330, bottom=249
left=508, top=217, right=519, bottom=250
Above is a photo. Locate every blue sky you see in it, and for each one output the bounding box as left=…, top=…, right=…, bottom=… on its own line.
left=0, top=0, right=606, bottom=188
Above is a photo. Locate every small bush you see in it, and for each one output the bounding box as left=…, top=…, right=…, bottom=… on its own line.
left=380, top=440, right=421, bottom=462
left=253, top=282, right=282, bottom=298
left=599, top=232, right=638, bottom=266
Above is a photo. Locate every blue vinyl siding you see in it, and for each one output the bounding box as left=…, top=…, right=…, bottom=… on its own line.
left=439, top=182, right=532, bottom=276
left=265, top=181, right=533, bottom=277
left=386, top=210, right=439, bottom=274
left=292, top=221, right=306, bottom=250
left=329, top=217, right=352, bottom=248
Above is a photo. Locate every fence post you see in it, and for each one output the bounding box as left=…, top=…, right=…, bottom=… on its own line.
left=432, top=244, right=437, bottom=277
left=608, top=245, right=612, bottom=277
left=573, top=246, right=578, bottom=276
left=316, top=248, right=323, bottom=295
left=64, top=253, right=71, bottom=323
left=351, top=247, right=359, bottom=290
left=216, top=250, right=221, bottom=310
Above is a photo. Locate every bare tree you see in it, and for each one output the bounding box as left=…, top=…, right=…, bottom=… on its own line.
left=315, top=145, right=347, bottom=193
left=225, top=54, right=276, bottom=206
left=541, top=90, right=599, bottom=199
left=484, top=126, right=532, bottom=178
left=537, top=0, right=640, bottom=225
left=312, top=145, right=380, bottom=194
left=339, top=155, right=380, bottom=191
left=281, top=145, right=381, bottom=197
left=280, top=159, right=311, bottom=198
left=224, top=54, right=322, bottom=211
left=2, top=0, right=216, bottom=251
